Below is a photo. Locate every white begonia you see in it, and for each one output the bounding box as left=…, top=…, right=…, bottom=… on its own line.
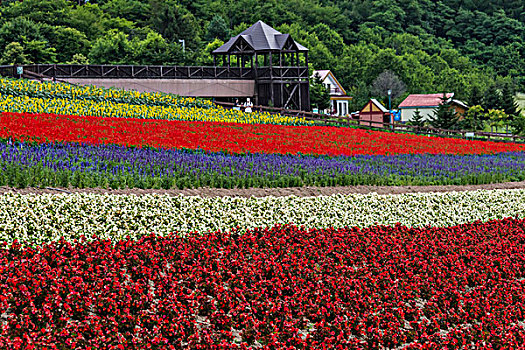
left=0, top=189, right=524, bottom=245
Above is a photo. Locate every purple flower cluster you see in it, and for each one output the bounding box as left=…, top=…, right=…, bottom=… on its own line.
left=1, top=141, right=525, bottom=187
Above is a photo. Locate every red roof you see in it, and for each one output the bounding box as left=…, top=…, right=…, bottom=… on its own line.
left=398, top=93, right=454, bottom=108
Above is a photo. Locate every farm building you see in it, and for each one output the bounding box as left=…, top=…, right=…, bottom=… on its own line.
left=359, top=99, right=391, bottom=127
left=311, top=70, right=352, bottom=116
left=398, top=93, right=468, bottom=122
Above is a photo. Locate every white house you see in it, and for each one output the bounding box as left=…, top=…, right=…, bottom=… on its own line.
left=312, top=70, right=352, bottom=116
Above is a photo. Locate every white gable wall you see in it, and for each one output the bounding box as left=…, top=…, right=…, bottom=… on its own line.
left=312, top=70, right=349, bottom=116
left=322, top=74, right=342, bottom=94
left=400, top=107, right=436, bottom=122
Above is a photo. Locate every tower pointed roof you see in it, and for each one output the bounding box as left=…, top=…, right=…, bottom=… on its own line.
left=213, top=20, right=308, bottom=54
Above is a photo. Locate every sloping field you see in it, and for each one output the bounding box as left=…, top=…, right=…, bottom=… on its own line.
left=1, top=79, right=525, bottom=348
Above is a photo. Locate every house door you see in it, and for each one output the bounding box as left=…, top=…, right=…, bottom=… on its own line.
left=341, top=102, right=347, bottom=116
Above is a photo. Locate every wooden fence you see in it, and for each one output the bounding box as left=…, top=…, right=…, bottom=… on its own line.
left=214, top=101, right=525, bottom=143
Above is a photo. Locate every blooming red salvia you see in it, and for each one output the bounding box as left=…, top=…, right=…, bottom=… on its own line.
left=1, top=112, right=524, bottom=156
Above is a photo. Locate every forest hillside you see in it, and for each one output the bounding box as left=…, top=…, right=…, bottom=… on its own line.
left=1, top=0, right=524, bottom=109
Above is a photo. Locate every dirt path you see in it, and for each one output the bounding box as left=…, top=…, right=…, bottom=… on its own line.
left=2, top=181, right=525, bottom=198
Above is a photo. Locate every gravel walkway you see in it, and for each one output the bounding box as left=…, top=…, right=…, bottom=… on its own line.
left=2, top=181, right=525, bottom=197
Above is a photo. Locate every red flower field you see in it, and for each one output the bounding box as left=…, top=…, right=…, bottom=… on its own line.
left=1, top=112, right=524, bottom=156
left=1, top=219, right=525, bottom=349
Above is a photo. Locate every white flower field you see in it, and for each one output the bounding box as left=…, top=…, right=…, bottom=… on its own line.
left=3, top=189, right=524, bottom=245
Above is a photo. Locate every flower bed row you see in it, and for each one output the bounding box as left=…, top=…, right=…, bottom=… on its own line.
left=0, top=94, right=310, bottom=125
left=0, top=77, right=213, bottom=108
left=2, top=112, right=524, bottom=156
left=2, top=141, right=525, bottom=190
left=1, top=220, right=525, bottom=348
left=2, top=189, right=525, bottom=245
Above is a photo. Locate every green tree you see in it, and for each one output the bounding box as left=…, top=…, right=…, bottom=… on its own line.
left=458, top=105, right=485, bottom=131
left=205, top=15, right=230, bottom=42
left=511, top=114, right=525, bottom=136
left=499, top=84, right=519, bottom=133
left=101, top=0, right=151, bottom=26
left=196, top=39, right=224, bottom=65
left=148, top=0, right=200, bottom=48
left=132, top=32, right=173, bottom=65
left=0, top=42, right=29, bottom=64
left=1, top=0, right=524, bottom=99
left=0, top=17, right=46, bottom=51
left=435, top=67, right=467, bottom=99
left=397, top=52, right=435, bottom=93
left=2, top=0, right=71, bottom=26
left=312, top=23, right=344, bottom=56
left=88, top=30, right=132, bottom=64
left=68, top=4, right=107, bottom=40
left=484, top=84, right=503, bottom=111
left=334, top=43, right=374, bottom=90
left=501, top=83, right=519, bottom=117
left=310, top=73, right=331, bottom=112
left=45, top=26, right=90, bottom=63
left=430, top=93, right=459, bottom=130
left=366, top=49, right=401, bottom=82
left=347, top=81, right=371, bottom=113
left=24, top=39, right=57, bottom=63
left=385, top=33, right=423, bottom=55
left=486, top=109, right=507, bottom=133
left=469, top=84, right=484, bottom=107
left=232, top=23, right=250, bottom=36
left=409, top=108, right=425, bottom=127
left=67, top=53, right=89, bottom=65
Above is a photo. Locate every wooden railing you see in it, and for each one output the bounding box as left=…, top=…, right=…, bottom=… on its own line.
left=0, top=64, right=309, bottom=81
left=0, top=64, right=258, bottom=80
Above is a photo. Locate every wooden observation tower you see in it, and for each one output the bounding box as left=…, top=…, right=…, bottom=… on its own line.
left=213, top=21, right=310, bottom=111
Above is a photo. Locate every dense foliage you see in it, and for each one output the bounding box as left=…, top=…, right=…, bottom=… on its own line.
left=1, top=0, right=524, bottom=110
left=2, top=219, right=525, bottom=348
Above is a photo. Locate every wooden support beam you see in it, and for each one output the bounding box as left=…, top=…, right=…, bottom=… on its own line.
left=280, top=82, right=284, bottom=108
left=284, top=84, right=298, bottom=109
left=269, top=52, right=274, bottom=105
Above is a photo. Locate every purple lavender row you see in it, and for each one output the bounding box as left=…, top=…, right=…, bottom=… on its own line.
left=1, top=141, right=524, bottom=188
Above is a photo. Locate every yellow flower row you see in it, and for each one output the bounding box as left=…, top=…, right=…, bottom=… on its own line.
left=0, top=78, right=213, bottom=108
left=0, top=94, right=313, bottom=125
